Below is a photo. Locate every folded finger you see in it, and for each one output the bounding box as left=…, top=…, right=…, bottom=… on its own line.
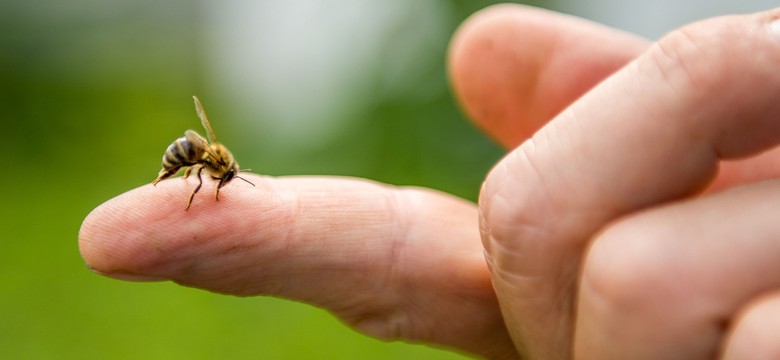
left=722, top=290, right=780, bottom=359
left=707, top=146, right=780, bottom=193
left=580, top=180, right=780, bottom=359
left=479, top=9, right=780, bottom=358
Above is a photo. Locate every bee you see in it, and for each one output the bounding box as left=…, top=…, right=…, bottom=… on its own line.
left=153, top=96, right=254, bottom=210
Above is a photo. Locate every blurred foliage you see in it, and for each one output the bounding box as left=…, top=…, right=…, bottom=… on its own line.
left=0, top=0, right=541, bottom=359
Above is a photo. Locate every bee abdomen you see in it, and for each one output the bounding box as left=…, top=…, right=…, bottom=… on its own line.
left=162, top=137, right=202, bottom=169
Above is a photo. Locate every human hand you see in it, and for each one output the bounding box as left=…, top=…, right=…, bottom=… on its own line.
left=79, top=5, right=780, bottom=360
left=450, top=4, right=780, bottom=360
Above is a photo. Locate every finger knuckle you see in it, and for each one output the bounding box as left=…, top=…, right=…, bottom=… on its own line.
left=642, top=14, right=777, bottom=105
left=479, top=145, right=558, bottom=274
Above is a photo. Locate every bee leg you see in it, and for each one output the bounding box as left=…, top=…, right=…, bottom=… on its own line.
left=183, top=167, right=192, bottom=179
left=153, top=166, right=180, bottom=186
left=185, top=166, right=204, bottom=210
left=214, top=176, right=228, bottom=202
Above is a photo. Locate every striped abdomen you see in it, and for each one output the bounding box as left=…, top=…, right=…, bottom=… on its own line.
left=162, top=136, right=204, bottom=170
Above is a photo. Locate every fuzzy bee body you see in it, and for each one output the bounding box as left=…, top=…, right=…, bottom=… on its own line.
left=158, top=131, right=205, bottom=178
left=153, top=96, right=252, bottom=210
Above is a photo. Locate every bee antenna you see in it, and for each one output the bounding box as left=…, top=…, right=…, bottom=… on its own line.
left=236, top=176, right=255, bottom=187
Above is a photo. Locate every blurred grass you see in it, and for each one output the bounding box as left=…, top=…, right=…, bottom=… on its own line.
left=0, top=1, right=543, bottom=358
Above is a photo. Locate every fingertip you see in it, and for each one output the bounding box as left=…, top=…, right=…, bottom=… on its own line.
left=448, top=4, right=647, bottom=148
left=448, top=4, right=548, bottom=147
left=78, top=182, right=177, bottom=278
left=78, top=176, right=272, bottom=280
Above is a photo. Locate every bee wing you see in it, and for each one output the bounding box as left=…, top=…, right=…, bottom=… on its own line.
left=192, top=96, right=218, bottom=144
left=185, top=129, right=221, bottom=161
left=184, top=129, right=208, bottom=148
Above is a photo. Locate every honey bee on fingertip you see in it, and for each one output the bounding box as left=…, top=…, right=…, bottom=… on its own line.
left=153, top=96, right=254, bottom=210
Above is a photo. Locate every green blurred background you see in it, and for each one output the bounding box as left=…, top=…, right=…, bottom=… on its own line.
left=0, top=1, right=528, bottom=359
left=2, top=0, right=775, bottom=358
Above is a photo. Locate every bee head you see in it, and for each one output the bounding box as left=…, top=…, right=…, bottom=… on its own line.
left=222, top=167, right=237, bottom=186
left=224, top=169, right=236, bottom=183
left=216, top=162, right=254, bottom=190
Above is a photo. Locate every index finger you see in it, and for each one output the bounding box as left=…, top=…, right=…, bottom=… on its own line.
left=78, top=174, right=515, bottom=358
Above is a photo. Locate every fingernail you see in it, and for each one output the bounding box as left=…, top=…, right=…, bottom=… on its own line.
left=86, top=264, right=167, bottom=282
left=107, top=272, right=168, bottom=282
left=771, top=18, right=780, bottom=42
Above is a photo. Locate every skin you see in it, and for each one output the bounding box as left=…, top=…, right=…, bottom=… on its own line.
left=80, top=5, right=780, bottom=359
